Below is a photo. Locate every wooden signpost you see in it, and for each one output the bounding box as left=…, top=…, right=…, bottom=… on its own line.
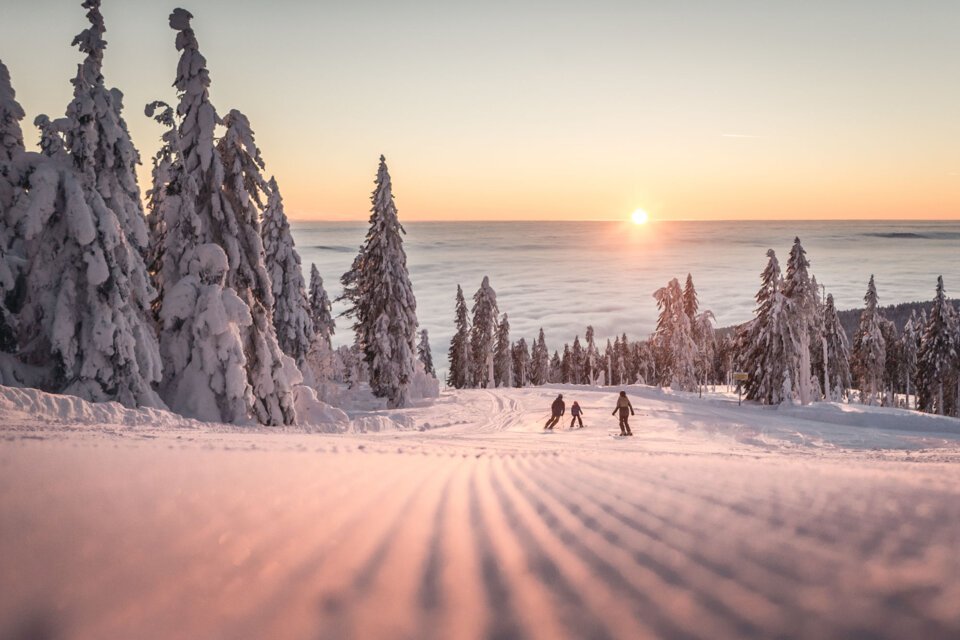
left=733, top=372, right=749, bottom=406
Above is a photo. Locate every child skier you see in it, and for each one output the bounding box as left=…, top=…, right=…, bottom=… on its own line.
left=612, top=391, right=634, bottom=436
left=570, top=401, right=584, bottom=429
left=544, top=394, right=565, bottom=430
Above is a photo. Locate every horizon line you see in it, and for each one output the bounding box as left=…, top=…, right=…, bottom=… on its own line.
left=289, top=217, right=960, bottom=223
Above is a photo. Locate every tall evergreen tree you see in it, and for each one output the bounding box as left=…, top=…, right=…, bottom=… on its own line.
left=512, top=338, right=531, bottom=388
left=571, top=335, right=585, bottom=384
left=261, top=177, right=313, bottom=366
left=851, top=275, right=886, bottom=405
left=548, top=350, right=562, bottom=383
left=339, top=155, right=419, bottom=408
left=584, top=326, right=599, bottom=384
left=901, top=311, right=919, bottom=407
left=11, top=2, right=162, bottom=407
left=493, top=313, right=512, bottom=388
left=740, top=249, right=789, bottom=404
left=916, top=277, right=958, bottom=415
left=561, top=344, right=573, bottom=383
left=782, top=237, right=817, bottom=404
left=683, top=273, right=699, bottom=320
left=820, top=293, right=852, bottom=401
left=417, top=328, right=435, bottom=377
left=308, top=264, right=335, bottom=347
left=469, top=275, right=498, bottom=388
left=446, top=284, right=471, bottom=388
left=153, top=10, right=297, bottom=424
left=530, top=328, right=549, bottom=385
left=604, top=338, right=614, bottom=386
left=0, top=60, right=26, bottom=355
left=653, top=278, right=697, bottom=390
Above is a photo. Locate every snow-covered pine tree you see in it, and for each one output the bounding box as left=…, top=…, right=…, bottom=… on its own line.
left=694, top=311, right=716, bottom=394
left=781, top=237, right=817, bottom=404
left=916, top=276, right=958, bottom=415
left=493, top=313, right=512, bottom=388
left=585, top=326, right=599, bottom=385
left=879, top=318, right=900, bottom=406
left=417, top=328, right=435, bottom=377
left=159, top=243, right=253, bottom=422
left=901, top=311, right=919, bottom=408
left=469, top=275, right=498, bottom=388
left=604, top=338, right=614, bottom=386
left=446, top=284, right=471, bottom=388
left=561, top=344, right=573, bottom=383
left=740, top=249, right=789, bottom=404
left=683, top=273, right=699, bottom=320
left=339, top=155, right=419, bottom=408
left=851, top=275, right=886, bottom=406
left=308, top=264, right=335, bottom=346
left=821, top=293, right=852, bottom=401
left=261, top=176, right=313, bottom=366
left=617, top=333, right=631, bottom=384
left=0, top=60, right=26, bottom=355
left=11, top=3, right=162, bottom=407
left=512, top=337, right=530, bottom=387
left=549, top=350, right=562, bottom=383
left=153, top=10, right=297, bottom=424
left=653, top=278, right=697, bottom=390
left=571, top=335, right=584, bottom=385
left=530, top=328, right=549, bottom=385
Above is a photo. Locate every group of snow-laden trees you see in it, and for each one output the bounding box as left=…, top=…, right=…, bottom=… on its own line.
left=652, top=274, right=716, bottom=393
left=735, top=237, right=960, bottom=414
left=339, top=156, right=436, bottom=408
left=0, top=3, right=355, bottom=425
left=447, top=276, right=506, bottom=389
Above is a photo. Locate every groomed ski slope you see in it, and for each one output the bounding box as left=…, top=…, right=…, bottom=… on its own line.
left=2, top=384, right=960, bottom=640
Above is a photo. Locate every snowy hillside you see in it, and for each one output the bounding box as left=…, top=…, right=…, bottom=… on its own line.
left=2, top=383, right=960, bottom=640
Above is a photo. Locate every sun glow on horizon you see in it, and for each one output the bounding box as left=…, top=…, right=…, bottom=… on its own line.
left=631, top=209, right=650, bottom=225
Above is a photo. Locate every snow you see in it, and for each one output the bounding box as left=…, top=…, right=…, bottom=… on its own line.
left=2, top=382, right=960, bottom=639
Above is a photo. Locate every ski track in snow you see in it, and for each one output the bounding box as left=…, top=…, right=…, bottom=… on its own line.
left=2, top=385, right=960, bottom=639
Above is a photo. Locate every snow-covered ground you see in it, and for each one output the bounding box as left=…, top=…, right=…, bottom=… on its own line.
left=2, top=383, right=960, bottom=639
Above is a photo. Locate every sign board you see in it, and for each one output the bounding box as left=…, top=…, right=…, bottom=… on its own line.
left=733, top=372, right=749, bottom=382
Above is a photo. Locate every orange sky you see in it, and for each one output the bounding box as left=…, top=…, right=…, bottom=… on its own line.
left=3, top=1, right=959, bottom=221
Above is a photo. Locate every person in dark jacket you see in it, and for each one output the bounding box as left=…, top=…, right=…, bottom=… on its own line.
left=544, top=394, right=565, bottom=430
left=569, top=401, right=584, bottom=429
left=612, top=391, right=634, bottom=436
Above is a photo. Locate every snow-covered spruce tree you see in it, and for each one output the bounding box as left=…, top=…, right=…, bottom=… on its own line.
left=604, top=338, right=614, bottom=386
left=653, top=278, right=697, bottom=390
left=417, top=328, right=435, bottom=377
left=561, top=343, right=573, bottom=383
left=820, top=293, right=852, bottom=401
left=901, top=311, right=919, bottom=408
left=159, top=243, right=253, bottom=422
left=529, top=328, right=549, bottom=385
left=851, top=275, right=886, bottom=406
left=571, top=335, right=584, bottom=384
left=694, top=311, right=716, bottom=393
left=493, top=313, right=512, bottom=388
left=915, top=277, right=958, bottom=415
left=781, top=237, right=818, bottom=404
left=261, top=176, right=313, bottom=365
left=0, top=60, right=26, bottom=355
left=584, top=325, right=599, bottom=385
left=879, top=318, right=900, bottom=406
left=740, top=249, right=789, bottom=404
left=446, top=284, right=471, bottom=388
left=339, top=155, right=419, bottom=408
left=11, top=4, right=162, bottom=407
left=155, top=10, right=297, bottom=424
left=469, top=275, right=498, bottom=388
left=308, top=264, right=335, bottom=346
left=683, top=273, right=699, bottom=321
left=549, top=350, right=562, bottom=383
left=512, top=337, right=530, bottom=387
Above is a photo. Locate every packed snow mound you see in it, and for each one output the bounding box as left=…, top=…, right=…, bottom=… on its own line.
left=0, top=385, right=202, bottom=430
left=292, top=385, right=349, bottom=431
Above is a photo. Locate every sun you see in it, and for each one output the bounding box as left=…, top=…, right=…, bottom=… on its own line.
left=631, top=208, right=649, bottom=225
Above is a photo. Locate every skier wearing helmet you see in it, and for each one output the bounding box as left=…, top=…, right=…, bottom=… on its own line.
left=544, top=394, right=565, bottom=430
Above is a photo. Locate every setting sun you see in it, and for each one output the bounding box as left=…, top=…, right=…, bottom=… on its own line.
left=631, top=209, right=650, bottom=225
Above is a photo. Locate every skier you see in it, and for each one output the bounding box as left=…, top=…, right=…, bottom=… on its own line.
left=612, top=391, right=634, bottom=436
left=544, top=394, right=565, bottom=430
left=569, top=401, right=584, bottom=429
